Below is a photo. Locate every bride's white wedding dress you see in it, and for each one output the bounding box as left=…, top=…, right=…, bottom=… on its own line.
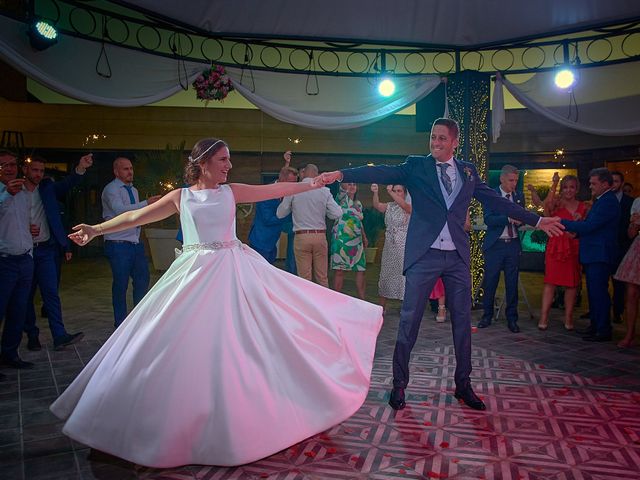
left=51, top=186, right=383, bottom=468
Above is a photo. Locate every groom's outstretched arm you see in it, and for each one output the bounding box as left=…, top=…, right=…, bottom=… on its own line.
left=323, top=161, right=411, bottom=186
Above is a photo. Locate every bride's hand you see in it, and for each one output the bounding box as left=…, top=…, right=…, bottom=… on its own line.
left=310, top=175, right=326, bottom=188
left=68, top=224, right=99, bottom=246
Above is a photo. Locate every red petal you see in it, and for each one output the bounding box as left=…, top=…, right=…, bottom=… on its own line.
left=439, top=441, right=450, bottom=448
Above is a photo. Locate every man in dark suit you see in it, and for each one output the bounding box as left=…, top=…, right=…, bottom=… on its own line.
left=22, top=155, right=92, bottom=351
left=478, top=165, right=525, bottom=333
left=563, top=168, right=620, bottom=342
left=611, top=171, right=634, bottom=324
left=321, top=118, right=563, bottom=411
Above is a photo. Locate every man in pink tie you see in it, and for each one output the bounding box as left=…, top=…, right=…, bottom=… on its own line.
left=477, top=165, right=525, bottom=333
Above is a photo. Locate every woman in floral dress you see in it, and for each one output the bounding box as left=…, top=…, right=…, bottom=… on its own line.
left=331, top=182, right=368, bottom=299
left=371, top=184, right=412, bottom=312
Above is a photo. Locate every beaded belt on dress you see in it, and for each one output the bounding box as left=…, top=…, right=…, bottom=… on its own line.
left=181, top=240, right=241, bottom=252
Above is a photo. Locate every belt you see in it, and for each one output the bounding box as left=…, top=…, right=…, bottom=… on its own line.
left=498, top=237, right=518, bottom=243
left=33, top=240, right=52, bottom=248
left=295, top=229, right=326, bottom=234
left=0, top=252, right=31, bottom=258
left=105, top=240, right=139, bottom=245
left=182, top=240, right=241, bottom=253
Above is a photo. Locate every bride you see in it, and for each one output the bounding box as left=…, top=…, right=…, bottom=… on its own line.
left=51, top=138, right=383, bottom=468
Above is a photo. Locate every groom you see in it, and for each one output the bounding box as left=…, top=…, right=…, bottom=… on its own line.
left=322, top=118, right=563, bottom=410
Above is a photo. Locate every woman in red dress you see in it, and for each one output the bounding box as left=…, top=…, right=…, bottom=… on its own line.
left=538, top=173, right=589, bottom=330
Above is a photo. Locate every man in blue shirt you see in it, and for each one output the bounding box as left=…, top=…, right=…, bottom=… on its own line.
left=102, top=157, right=161, bottom=328
left=0, top=150, right=34, bottom=373
left=248, top=164, right=298, bottom=264
left=22, top=154, right=93, bottom=351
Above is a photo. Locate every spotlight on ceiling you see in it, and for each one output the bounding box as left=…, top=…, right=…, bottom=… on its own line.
left=28, top=19, right=58, bottom=51
left=378, top=77, right=396, bottom=97
left=554, top=68, right=576, bottom=89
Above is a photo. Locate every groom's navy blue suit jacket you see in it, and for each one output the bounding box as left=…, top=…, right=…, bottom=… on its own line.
left=342, top=155, right=540, bottom=272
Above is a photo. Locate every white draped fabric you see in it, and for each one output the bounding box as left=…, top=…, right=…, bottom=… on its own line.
left=0, top=15, right=440, bottom=129
left=493, top=65, right=640, bottom=141
left=226, top=67, right=442, bottom=130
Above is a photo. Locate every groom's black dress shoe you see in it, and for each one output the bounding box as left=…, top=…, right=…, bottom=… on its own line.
left=476, top=320, right=491, bottom=329
left=454, top=387, right=486, bottom=411
left=507, top=322, right=520, bottom=333
left=388, top=387, right=406, bottom=410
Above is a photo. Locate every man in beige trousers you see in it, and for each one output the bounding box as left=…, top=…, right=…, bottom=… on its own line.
left=277, top=164, right=342, bottom=286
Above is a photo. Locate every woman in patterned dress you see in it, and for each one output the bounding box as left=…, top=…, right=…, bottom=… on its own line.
left=614, top=198, right=640, bottom=347
left=331, top=182, right=368, bottom=299
left=371, top=184, right=412, bottom=312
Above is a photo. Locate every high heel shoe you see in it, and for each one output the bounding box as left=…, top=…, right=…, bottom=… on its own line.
left=564, top=323, right=574, bottom=331
left=617, top=339, right=635, bottom=348
left=436, top=306, right=446, bottom=323
left=537, top=321, right=548, bottom=331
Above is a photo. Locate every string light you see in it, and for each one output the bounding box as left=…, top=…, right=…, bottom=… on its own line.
left=83, top=133, right=107, bottom=147
left=287, top=137, right=302, bottom=144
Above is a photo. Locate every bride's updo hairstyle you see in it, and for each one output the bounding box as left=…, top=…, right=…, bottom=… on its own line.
left=184, top=138, right=229, bottom=184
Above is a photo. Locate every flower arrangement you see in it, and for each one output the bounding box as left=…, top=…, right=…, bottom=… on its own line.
left=192, top=65, right=234, bottom=103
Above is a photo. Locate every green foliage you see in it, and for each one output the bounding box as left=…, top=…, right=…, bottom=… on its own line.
left=535, top=185, right=550, bottom=201
left=362, top=207, right=385, bottom=245
left=134, top=141, right=186, bottom=198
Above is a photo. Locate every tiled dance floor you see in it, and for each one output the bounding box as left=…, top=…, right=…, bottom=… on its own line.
left=1, top=259, right=639, bottom=479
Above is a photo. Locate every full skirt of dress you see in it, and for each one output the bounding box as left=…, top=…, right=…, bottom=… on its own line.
left=50, top=244, right=383, bottom=468
left=614, top=235, right=640, bottom=286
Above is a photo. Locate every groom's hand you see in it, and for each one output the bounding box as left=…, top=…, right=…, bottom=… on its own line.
left=537, top=216, right=565, bottom=237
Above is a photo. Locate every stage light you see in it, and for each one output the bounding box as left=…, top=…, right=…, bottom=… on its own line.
left=28, top=19, right=58, bottom=51
left=378, top=77, right=396, bottom=97
left=554, top=68, right=576, bottom=89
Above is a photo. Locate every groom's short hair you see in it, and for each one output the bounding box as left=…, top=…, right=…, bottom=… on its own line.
left=433, top=118, right=459, bottom=139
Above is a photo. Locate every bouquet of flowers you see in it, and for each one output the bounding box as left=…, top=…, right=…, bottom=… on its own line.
left=192, top=65, right=234, bottom=103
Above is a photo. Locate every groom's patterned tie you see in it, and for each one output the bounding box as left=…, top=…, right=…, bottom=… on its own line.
left=437, top=162, right=453, bottom=196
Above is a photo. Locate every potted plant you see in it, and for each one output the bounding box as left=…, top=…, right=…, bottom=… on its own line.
left=362, top=207, right=385, bottom=263
left=134, top=142, right=185, bottom=270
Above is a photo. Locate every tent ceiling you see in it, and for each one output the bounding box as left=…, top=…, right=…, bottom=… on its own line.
left=121, top=0, right=640, bottom=48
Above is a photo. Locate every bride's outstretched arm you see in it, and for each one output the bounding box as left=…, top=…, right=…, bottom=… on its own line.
left=69, top=189, right=180, bottom=246
left=230, top=177, right=322, bottom=203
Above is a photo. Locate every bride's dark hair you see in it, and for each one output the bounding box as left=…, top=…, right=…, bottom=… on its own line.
left=184, top=138, right=228, bottom=184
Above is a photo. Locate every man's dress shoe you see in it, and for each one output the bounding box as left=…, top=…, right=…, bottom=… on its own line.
left=508, top=322, right=520, bottom=333
left=0, top=356, right=34, bottom=369
left=454, top=387, right=486, bottom=411
left=388, top=387, right=406, bottom=410
left=476, top=321, right=491, bottom=329
left=576, top=326, right=595, bottom=336
left=583, top=334, right=612, bottom=342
